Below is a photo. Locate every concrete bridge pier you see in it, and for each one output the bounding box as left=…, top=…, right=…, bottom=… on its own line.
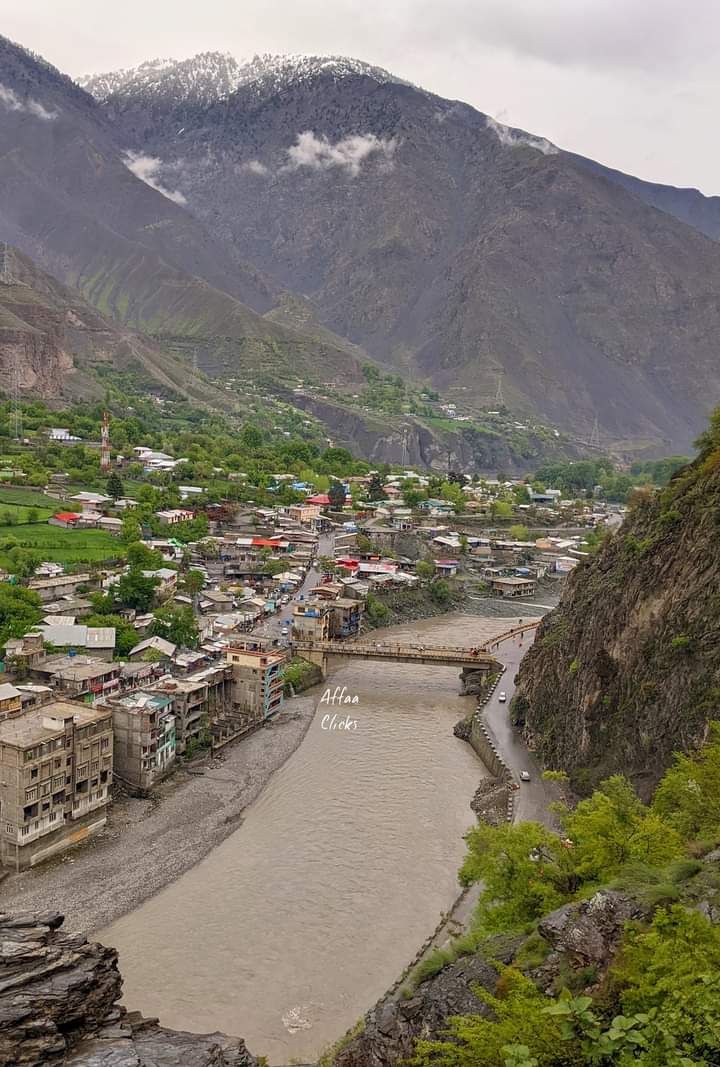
left=459, top=665, right=492, bottom=695
left=301, top=647, right=328, bottom=679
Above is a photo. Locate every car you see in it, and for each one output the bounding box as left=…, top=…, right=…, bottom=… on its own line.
left=280, top=627, right=289, bottom=637
left=520, top=771, right=531, bottom=782
left=498, top=691, right=507, bottom=702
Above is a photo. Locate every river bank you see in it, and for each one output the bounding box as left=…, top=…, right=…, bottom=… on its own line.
left=0, top=698, right=317, bottom=934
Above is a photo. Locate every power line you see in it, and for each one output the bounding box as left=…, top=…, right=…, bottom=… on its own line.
left=589, top=414, right=600, bottom=449
left=0, top=243, right=16, bottom=286
left=12, top=352, right=23, bottom=442
left=494, top=372, right=504, bottom=406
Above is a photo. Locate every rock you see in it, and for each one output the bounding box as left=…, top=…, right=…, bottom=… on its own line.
left=0, top=913, right=260, bottom=1067
left=539, top=890, right=645, bottom=965
left=335, top=939, right=520, bottom=1067
left=470, top=778, right=511, bottom=826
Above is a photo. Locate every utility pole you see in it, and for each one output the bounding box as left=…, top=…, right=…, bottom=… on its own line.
left=11, top=352, right=23, bottom=442
left=494, top=371, right=504, bottom=406
left=0, top=243, right=15, bottom=286
left=589, top=414, right=600, bottom=449
left=101, top=410, right=111, bottom=472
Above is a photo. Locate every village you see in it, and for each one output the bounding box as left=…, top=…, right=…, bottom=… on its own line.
left=0, top=415, right=625, bottom=874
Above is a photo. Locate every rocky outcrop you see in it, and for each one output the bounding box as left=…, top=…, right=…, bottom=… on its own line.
left=513, top=439, right=720, bottom=796
left=0, top=911, right=258, bottom=1067
left=334, top=940, right=518, bottom=1067
left=539, top=890, right=646, bottom=967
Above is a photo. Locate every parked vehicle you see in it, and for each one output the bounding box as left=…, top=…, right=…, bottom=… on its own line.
left=520, top=770, right=531, bottom=782
left=281, top=627, right=289, bottom=637
left=498, top=691, right=507, bottom=702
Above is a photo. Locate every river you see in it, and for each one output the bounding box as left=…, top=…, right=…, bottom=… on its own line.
left=100, top=614, right=512, bottom=1063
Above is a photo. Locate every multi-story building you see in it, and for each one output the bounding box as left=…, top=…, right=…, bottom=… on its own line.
left=225, top=646, right=286, bottom=725
left=152, top=665, right=233, bottom=754
left=29, top=655, right=122, bottom=702
left=0, top=684, right=22, bottom=719
left=101, top=690, right=176, bottom=794
left=0, top=700, right=113, bottom=870
left=292, top=600, right=332, bottom=642
left=327, top=598, right=364, bottom=639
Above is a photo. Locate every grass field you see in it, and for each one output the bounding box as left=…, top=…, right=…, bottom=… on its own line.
left=0, top=486, right=65, bottom=509
left=0, top=523, right=123, bottom=570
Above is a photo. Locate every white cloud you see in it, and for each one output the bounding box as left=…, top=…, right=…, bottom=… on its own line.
left=485, top=116, right=558, bottom=156
left=0, top=83, right=58, bottom=120
left=123, top=151, right=188, bottom=204
left=240, top=159, right=269, bottom=176
left=285, top=130, right=398, bottom=175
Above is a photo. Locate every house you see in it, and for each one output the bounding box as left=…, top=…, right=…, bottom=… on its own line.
left=434, top=559, right=459, bottom=577
left=46, top=428, right=81, bottom=442
left=178, top=485, right=205, bottom=500
left=48, top=512, right=81, bottom=529
left=327, top=598, right=364, bottom=638
left=142, top=568, right=178, bottom=599
left=199, top=589, right=236, bottom=614
left=155, top=509, right=194, bottom=526
left=28, top=573, right=93, bottom=603
left=29, top=656, right=122, bottom=701
left=0, top=683, right=22, bottom=718
left=488, top=576, right=537, bottom=598
left=97, top=516, right=123, bottom=535
left=128, top=636, right=177, bottom=662
left=0, top=699, right=113, bottom=870
left=287, top=504, right=322, bottom=525
left=70, top=492, right=111, bottom=515
left=35, top=624, right=116, bottom=661
left=101, top=690, right=176, bottom=794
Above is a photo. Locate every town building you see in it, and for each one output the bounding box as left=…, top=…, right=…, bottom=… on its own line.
left=28, top=573, right=94, bottom=602
left=0, top=700, right=113, bottom=870
left=29, top=655, right=122, bottom=701
left=101, top=690, right=176, bottom=793
left=153, top=665, right=233, bottom=754
left=488, top=575, right=537, bottom=598
left=327, top=598, right=364, bottom=638
left=292, top=600, right=332, bottom=641
left=225, top=646, right=286, bottom=725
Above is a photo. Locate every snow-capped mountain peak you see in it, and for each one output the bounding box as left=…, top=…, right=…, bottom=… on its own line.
left=79, top=51, right=408, bottom=106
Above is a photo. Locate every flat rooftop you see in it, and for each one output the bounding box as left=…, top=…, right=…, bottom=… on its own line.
left=0, top=700, right=110, bottom=748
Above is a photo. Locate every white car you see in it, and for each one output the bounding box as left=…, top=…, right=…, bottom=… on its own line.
left=498, top=691, right=507, bottom=702
left=280, top=627, right=289, bottom=637
left=520, top=770, right=531, bottom=782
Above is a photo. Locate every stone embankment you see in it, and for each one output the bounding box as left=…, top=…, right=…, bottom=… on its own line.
left=0, top=911, right=258, bottom=1066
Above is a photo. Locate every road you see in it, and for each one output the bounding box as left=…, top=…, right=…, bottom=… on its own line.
left=254, top=531, right=335, bottom=642
left=484, top=626, right=560, bottom=828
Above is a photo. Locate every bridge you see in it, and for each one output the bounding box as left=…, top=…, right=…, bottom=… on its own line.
left=290, top=620, right=542, bottom=682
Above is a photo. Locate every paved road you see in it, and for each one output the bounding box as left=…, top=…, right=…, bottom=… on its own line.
left=254, top=532, right=335, bottom=642
left=484, top=625, right=561, bottom=828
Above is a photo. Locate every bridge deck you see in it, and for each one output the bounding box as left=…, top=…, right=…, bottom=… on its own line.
left=290, top=639, right=499, bottom=668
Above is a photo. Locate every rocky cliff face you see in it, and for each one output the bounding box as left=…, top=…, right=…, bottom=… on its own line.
left=513, top=431, right=720, bottom=796
left=0, top=283, right=73, bottom=397
left=0, top=911, right=258, bottom=1066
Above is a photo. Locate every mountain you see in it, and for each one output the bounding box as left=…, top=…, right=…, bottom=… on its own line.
left=0, top=36, right=367, bottom=393
left=0, top=244, right=260, bottom=408
left=512, top=414, right=720, bottom=797
left=80, top=50, right=720, bottom=456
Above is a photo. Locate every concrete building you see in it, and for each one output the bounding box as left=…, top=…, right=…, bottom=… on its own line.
left=0, top=684, right=22, bottom=718
left=153, top=665, right=233, bottom=754
left=292, top=600, right=332, bottom=641
left=0, top=700, right=113, bottom=870
left=102, top=690, right=176, bottom=793
left=28, top=573, right=94, bottom=603
left=488, top=575, right=537, bottom=598
left=225, top=646, right=286, bottom=724
left=327, top=598, right=364, bottom=638
left=29, top=655, right=122, bottom=701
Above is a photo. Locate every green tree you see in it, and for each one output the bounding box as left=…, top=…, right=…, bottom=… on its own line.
left=126, top=541, right=163, bottom=570
left=26, top=507, right=39, bottom=525
left=115, top=570, right=159, bottom=613
left=367, top=473, right=385, bottom=500
left=85, top=613, right=138, bottom=658
left=416, top=560, right=435, bottom=580
left=652, top=721, right=720, bottom=840
left=562, top=776, right=684, bottom=882
left=150, top=605, right=198, bottom=648
left=106, top=472, right=124, bottom=500
left=328, top=481, right=347, bottom=510
left=0, top=583, right=43, bottom=651
left=492, top=500, right=514, bottom=520
left=429, top=578, right=451, bottom=603
left=182, top=569, right=207, bottom=599
left=121, top=513, right=142, bottom=544
left=508, top=524, right=529, bottom=541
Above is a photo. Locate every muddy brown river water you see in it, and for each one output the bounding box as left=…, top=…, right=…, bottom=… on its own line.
left=100, top=615, right=511, bottom=1062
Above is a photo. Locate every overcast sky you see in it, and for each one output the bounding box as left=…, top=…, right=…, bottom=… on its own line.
left=3, top=0, right=719, bottom=193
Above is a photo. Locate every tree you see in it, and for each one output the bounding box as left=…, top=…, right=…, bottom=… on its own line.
left=491, top=500, right=514, bottom=520
left=328, top=481, right=347, bottom=510
left=403, top=487, right=425, bottom=508
left=106, top=472, right=124, bottom=500
left=652, top=721, right=720, bottom=839
left=508, top=524, right=530, bottom=541
left=150, top=605, right=198, bottom=648
left=121, top=513, right=142, bottom=545
left=0, top=583, right=43, bottom=652
left=429, top=578, right=451, bottom=604
left=367, top=473, right=385, bottom=500
left=318, top=555, right=337, bottom=576
left=7, top=547, right=40, bottom=579
left=126, top=541, right=163, bottom=570
left=182, top=569, right=207, bottom=599
left=26, top=507, right=39, bottom=525
left=115, top=570, right=159, bottom=613
left=240, top=423, right=263, bottom=449
left=561, top=775, right=684, bottom=882
left=416, top=560, right=435, bottom=580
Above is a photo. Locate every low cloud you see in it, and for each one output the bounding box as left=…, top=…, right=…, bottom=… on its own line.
left=485, top=116, right=558, bottom=156
left=124, top=151, right=187, bottom=204
left=0, top=83, right=58, bottom=120
left=285, top=131, right=398, bottom=175
left=240, top=159, right=270, bottom=176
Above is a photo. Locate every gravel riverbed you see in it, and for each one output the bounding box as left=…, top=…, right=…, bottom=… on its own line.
left=0, top=697, right=317, bottom=935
